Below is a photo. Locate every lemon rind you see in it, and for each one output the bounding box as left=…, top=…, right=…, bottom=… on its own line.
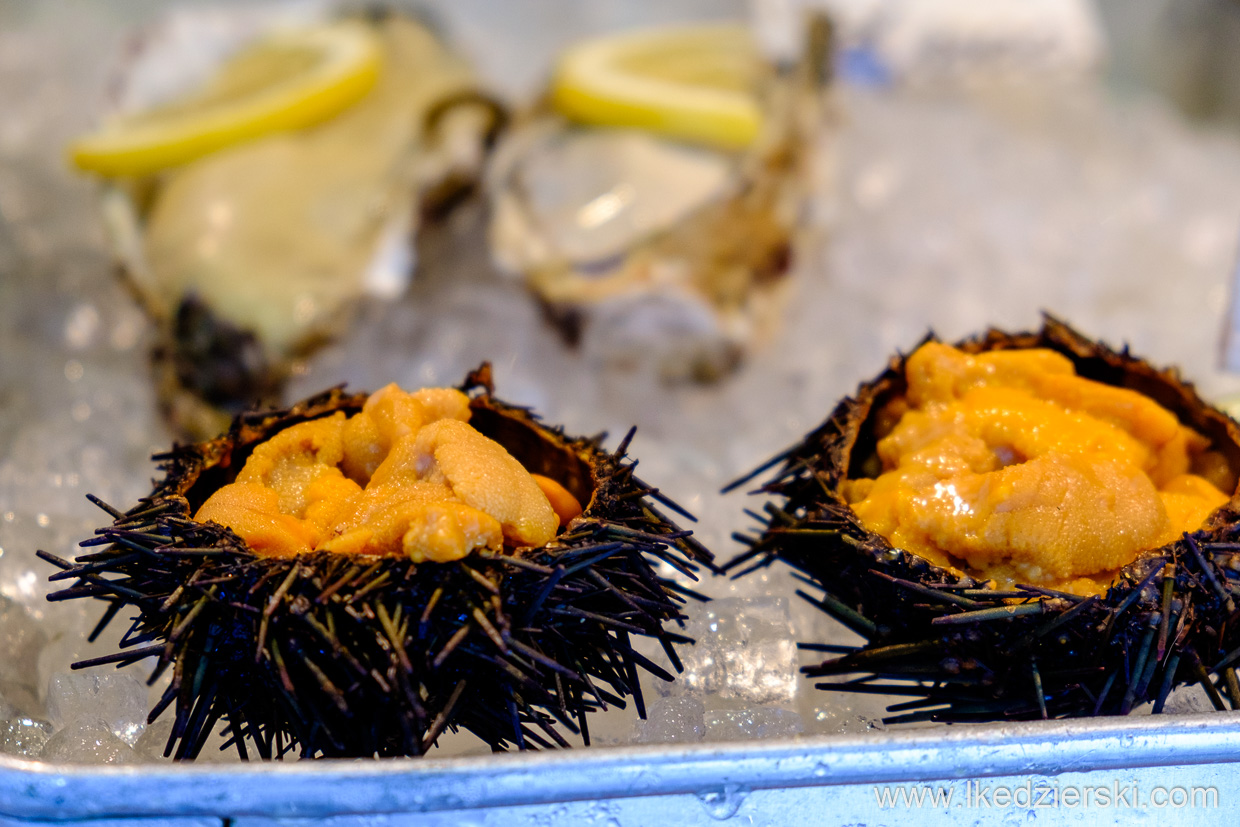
left=549, top=24, right=763, bottom=151
left=70, top=24, right=382, bottom=177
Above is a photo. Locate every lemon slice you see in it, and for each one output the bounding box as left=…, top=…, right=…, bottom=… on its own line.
left=550, top=24, right=764, bottom=151
left=71, top=22, right=382, bottom=177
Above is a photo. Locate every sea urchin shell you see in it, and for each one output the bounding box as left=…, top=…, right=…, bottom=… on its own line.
left=43, top=365, right=711, bottom=758
left=727, top=316, right=1240, bottom=722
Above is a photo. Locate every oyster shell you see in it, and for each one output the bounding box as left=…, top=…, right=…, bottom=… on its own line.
left=487, top=20, right=834, bottom=382
left=93, top=5, right=503, bottom=437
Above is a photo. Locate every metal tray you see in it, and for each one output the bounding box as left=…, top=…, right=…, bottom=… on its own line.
left=3, top=712, right=1239, bottom=825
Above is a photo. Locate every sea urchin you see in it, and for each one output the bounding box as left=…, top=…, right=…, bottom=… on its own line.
left=727, top=317, right=1240, bottom=722
left=43, top=365, right=711, bottom=758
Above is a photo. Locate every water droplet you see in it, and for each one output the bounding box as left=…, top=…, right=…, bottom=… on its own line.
left=696, top=784, right=748, bottom=820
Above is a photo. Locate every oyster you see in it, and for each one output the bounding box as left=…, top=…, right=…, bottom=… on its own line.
left=729, top=317, right=1240, bottom=720
left=84, top=6, right=503, bottom=438
left=43, top=365, right=711, bottom=759
left=487, top=20, right=833, bottom=382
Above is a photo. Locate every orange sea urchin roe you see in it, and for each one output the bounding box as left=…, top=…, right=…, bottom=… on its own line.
left=841, top=343, right=1233, bottom=593
left=194, top=385, right=582, bottom=563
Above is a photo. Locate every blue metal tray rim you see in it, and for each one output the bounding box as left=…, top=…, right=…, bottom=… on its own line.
left=3, top=711, right=1240, bottom=820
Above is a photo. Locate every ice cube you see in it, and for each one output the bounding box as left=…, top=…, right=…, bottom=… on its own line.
left=0, top=512, right=94, bottom=612
left=36, top=611, right=97, bottom=703
left=0, top=716, right=54, bottom=757
left=802, top=694, right=891, bottom=735
left=46, top=671, right=147, bottom=745
left=133, top=714, right=175, bottom=761
left=0, top=594, right=49, bottom=714
left=578, top=701, right=641, bottom=747
left=1162, top=683, right=1218, bottom=716
left=631, top=695, right=706, bottom=744
left=674, top=596, right=798, bottom=706
left=704, top=705, right=803, bottom=742
left=39, top=718, right=141, bottom=764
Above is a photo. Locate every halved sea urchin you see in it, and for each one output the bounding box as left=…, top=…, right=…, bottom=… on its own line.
left=727, top=316, right=1240, bottom=722
left=42, top=365, right=711, bottom=758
